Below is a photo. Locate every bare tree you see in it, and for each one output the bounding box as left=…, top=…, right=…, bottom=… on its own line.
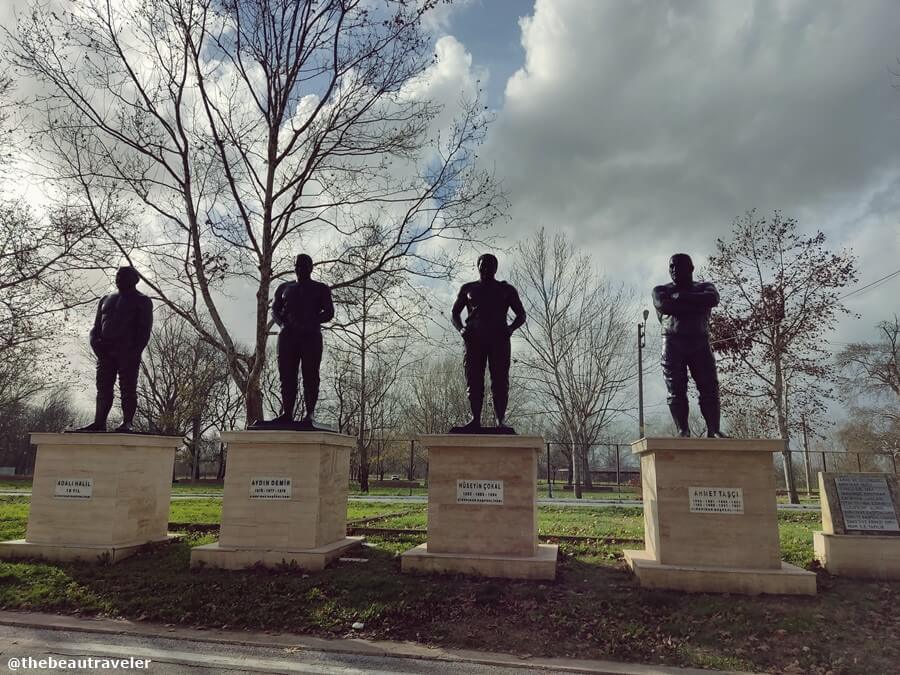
left=835, top=316, right=900, bottom=455
left=137, top=310, right=233, bottom=478
left=1, top=75, right=108, bottom=397
left=512, top=228, right=636, bottom=499
left=0, top=388, right=82, bottom=475
left=9, top=0, right=505, bottom=421
left=402, top=353, right=469, bottom=435
left=328, top=228, right=425, bottom=491
left=707, top=210, right=857, bottom=503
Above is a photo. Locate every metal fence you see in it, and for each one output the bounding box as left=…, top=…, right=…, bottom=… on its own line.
left=774, top=449, right=897, bottom=494
left=173, top=436, right=897, bottom=496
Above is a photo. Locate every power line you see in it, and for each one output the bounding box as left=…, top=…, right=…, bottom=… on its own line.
left=705, top=266, right=900, bottom=348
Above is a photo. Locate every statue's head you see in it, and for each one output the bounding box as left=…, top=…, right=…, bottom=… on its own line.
left=669, top=253, right=694, bottom=287
left=115, top=266, right=140, bottom=292
left=477, top=253, right=498, bottom=281
left=295, top=254, right=313, bottom=281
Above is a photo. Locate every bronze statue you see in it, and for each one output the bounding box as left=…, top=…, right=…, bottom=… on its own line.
left=450, top=253, right=526, bottom=434
left=257, top=254, right=334, bottom=430
left=75, top=266, right=153, bottom=433
left=652, top=253, right=726, bottom=438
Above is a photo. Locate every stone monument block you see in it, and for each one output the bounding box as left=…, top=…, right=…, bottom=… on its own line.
left=623, top=437, right=816, bottom=595
left=190, top=431, right=361, bottom=570
left=813, top=472, right=900, bottom=579
left=0, top=433, right=181, bottom=563
left=401, top=435, right=557, bottom=580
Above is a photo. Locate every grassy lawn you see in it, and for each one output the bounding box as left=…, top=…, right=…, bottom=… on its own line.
left=0, top=497, right=894, bottom=673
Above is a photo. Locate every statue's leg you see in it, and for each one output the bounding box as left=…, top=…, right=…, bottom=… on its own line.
left=115, top=354, right=140, bottom=431
left=463, top=336, right=488, bottom=428
left=276, top=332, right=300, bottom=421
left=83, top=354, right=115, bottom=431
left=487, top=335, right=511, bottom=426
left=299, top=332, right=323, bottom=421
left=689, top=342, right=724, bottom=437
left=662, top=338, right=690, bottom=437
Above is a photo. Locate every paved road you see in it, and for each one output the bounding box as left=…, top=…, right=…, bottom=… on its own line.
left=0, top=491, right=821, bottom=510
left=0, top=621, right=729, bottom=675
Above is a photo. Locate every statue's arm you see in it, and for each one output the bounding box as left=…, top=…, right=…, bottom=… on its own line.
left=320, top=285, right=335, bottom=324
left=451, top=287, right=466, bottom=333
left=652, top=285, right=682, bottom=315
left=135, top=297, right=153, bottom=353
left=271, top=283, right=287, bottom=327
left=88, top=298, right=104, bottom=351
left=507, top=287, right=526, bottom=335
left=686, top=282, right=720, bottom=308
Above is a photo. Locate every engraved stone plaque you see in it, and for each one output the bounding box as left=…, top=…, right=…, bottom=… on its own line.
left=835, top=475, right=900, bottom=532
left=249, top=477, right=292, bottom=500
left=54, top=478, right=93, bottom=499
left=456, top=479, right=503, bottom=504
left=689, top=486, right=744, bottom=514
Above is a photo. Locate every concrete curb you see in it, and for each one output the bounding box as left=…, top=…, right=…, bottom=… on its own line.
left=0, top=610, right=760, bottom=675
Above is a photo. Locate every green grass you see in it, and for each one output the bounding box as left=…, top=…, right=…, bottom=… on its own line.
left=1, top=496, right=896, bottom=674
left=0, top=481, right=31, bottom=492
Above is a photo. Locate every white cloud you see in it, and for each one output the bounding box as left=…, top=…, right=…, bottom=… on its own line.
left=482, top=0, right=900, bottom=300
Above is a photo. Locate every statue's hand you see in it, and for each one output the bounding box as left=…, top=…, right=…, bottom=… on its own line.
left=671, top=291, right=681, bottom=300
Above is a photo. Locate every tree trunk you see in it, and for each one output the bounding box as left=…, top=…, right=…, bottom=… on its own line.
left=216, top=442, right=227, bottom=481
left=581, top=444, right=593, bottom=488
left=774, top=358, right=800, bottom=504
left=191, top=414, right=202, bottom=481
left=569, top=432, right=582, bottom=499
left=564, top=447, right=573, bottom=488
left=245, top=378, right=264, bottom=425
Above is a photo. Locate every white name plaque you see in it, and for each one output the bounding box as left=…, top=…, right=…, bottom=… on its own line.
left=249, top=477, right=292, bottom=500
left=54, top=478, right=93, bottom=499
left=835, top=475, right=899, bottom=532
left=457, top=479, right=503, bottom=504
left=689, top=486, right=744, bottom=514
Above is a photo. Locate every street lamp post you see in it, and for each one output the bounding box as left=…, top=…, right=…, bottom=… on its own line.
left=637, top=309, right=649, bottom=438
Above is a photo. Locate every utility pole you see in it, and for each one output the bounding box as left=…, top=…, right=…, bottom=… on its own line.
left=801, top=415, right=812, bottom=496
left=637, top=309, right=649, bottom=438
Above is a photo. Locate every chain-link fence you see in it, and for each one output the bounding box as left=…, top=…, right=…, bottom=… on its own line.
left=172, top=435, right=898, bottom=498
left=774, top=449, right=897, bottom=494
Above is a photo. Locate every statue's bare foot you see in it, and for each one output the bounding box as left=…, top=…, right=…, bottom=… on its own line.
left=677, top=428, right=691, bottom=438
left=271, top=412, right=293, bottom=424
left=707, top=430, right=729, bottom=438
left=114, top=422, right=134, bottom=433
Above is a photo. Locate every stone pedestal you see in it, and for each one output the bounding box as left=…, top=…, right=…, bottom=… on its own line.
left=190, top=431, right=361, bottom=570
left=401, top=434, right=557, bottom=580
left=623, top=437, right=816, bottom=595
left=0, top=433, right=181, bottom=563
left=813, top=472, right=900, bottom=579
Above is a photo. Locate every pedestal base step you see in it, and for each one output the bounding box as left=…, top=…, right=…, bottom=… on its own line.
left=623, top=549, right=816, bottom=595
left=813, top=532, right=900, bottom=580
left=400, top=543, right=558, bottom=580
left=190, top=537, right=364, bottom=571
left=0, top=534, right=181, bottom=564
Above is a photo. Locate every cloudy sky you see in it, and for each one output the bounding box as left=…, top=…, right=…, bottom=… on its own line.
left=433, top=0, right=900, bottom=421
left=442, top=0, right=900, bottom=325
left=3, top=0, right=900, bottom=427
